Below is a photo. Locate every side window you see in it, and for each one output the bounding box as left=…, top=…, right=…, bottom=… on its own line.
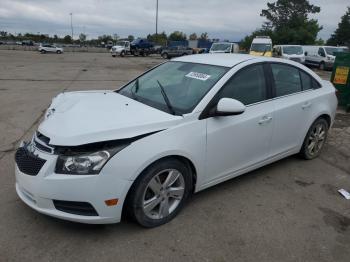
left=218, top=64, right=267, bottom=105
left=271, top=64, right=302, bottom=97
left=300, top=70, right=313, bottom=90
left=318, top=48, right=325, bottom=57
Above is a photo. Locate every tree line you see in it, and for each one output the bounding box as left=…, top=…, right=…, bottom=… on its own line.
left=0, top=30, right=210, bottom=46
left=240, top=0, right=350, bottom=50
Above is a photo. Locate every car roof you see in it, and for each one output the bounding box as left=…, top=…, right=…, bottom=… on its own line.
left=172, top=54, right=258, bottom=67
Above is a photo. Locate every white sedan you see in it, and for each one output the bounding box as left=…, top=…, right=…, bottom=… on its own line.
left=15, top=54, right=337, bottom=227
left=38, top=44, right=63, bottom=54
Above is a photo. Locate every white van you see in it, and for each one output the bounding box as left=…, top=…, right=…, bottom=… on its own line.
left=249, top=36, right=272, bottom=57
left=273, top=45, right=305, bottom=64
left=303, top=46, right=349, bottom=70
left=209, top=42, right=239, bottom=54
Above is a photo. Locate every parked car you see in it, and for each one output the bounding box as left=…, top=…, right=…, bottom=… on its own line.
left=106, top=41, right=114, bottom=50
left=249, top=36, right=272, bottom=57
left=22, top=40, right=34, bottom=46
left=303, top=45, right=349, bottom=70
left=161, top=46, right=193, bottom=59
left=110, top=41, right=131, bottom=57
left=152, top=45, right=163, bottom=54
left=38, top=44, right=63, bottom=54
left=209, top=42, right=239, bottom=54
left=130, top=38, right=154, bottom=56
left=273, top=45, right=305, bottom=64
left=15, top=54, right=337, bottom=227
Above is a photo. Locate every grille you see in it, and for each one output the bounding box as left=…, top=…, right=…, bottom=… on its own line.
left=53, top=200, right=99, bottom=216
left=34, top=132, right=54, bottom=154
left=15, top=147, right=46, bottom=176
left=36, top=132, right=50, bottom=144
left=34, top=140, right=52, bottom=153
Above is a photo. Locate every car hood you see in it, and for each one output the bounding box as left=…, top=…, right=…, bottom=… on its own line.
left=38, top=90, right=183, bottom=146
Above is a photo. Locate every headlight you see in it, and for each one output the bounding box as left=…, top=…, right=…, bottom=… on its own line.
left=55, top=145, right=128, bottom=175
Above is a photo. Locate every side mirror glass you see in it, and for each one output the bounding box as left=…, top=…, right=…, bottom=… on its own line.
left=215, top=98, right=246, bottom=116
left=304, top=51, right=308, bottom=56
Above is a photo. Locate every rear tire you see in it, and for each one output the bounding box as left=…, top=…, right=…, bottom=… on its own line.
left=40, top=50, right=46, bottom=54
left=300, top=118, right=329, bottom=160
left=56, top=50, right=61, bottom=54
left=127, top=158, right=192, bottom=228
left=162, top=53, right=168, bottom=59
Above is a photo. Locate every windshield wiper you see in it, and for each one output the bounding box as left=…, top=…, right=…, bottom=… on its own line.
left=156, top=80, right=176, bottom=115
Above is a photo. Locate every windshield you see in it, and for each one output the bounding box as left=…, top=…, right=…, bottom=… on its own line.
left=250, top=43, right=272, bottom=52
left=211, top=43, right=231, bottom=52
left=116, top=41, right=126, bottom=46
left=325, top=47, right=349, bottom=56
left=282, top=46, right=303, bottom=55
left=118, top=62, right=228, bottom=115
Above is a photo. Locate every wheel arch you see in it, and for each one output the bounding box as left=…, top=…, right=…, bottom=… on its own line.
left=299, top=112, right=332, bottom=152
left=317, top=113, right=331, bottom=127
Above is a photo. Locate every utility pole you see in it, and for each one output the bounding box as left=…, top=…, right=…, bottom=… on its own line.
left=70, top=13, right=74, bottom=42
left=156, top=0, right=158, bottom=35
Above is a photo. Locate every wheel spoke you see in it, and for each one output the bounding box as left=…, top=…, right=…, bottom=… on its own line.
left=143, top=196, right=162, bottom=213
left=148, top=175, right=162, bottom=195
left=318, top=131, right=326, bottom=140
left=316, top=125, right=322, bottom=136
left=308, top=141, right=316, bottom=152
left=163, top=170, right=180, bottom=188
left=159, top=198, right=170, bottom=218
left=168, top=187, right=184, bottom=200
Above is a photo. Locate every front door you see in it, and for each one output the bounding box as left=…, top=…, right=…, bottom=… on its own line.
left=204, top=63, right=274, bottom=185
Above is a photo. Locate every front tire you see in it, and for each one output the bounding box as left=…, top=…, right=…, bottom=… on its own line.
left=162, top=53, right=168, bottom=59
left=300, top=118, right=329, bottom=160
left=127, top=159, right=192, bottom=228
left=120, top=51, right=125, bottom=57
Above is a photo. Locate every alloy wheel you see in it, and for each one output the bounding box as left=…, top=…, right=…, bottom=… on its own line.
left=142, top=169, right=185, bottom=220
left=307, top=123, right=326, bottom=156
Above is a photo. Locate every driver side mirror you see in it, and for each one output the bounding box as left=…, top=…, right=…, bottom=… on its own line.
left=213, top=98, right=246, bottom=116
left=304, top=51, right=308, bottom=56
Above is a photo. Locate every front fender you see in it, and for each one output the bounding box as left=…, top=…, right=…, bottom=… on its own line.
left=102, top=118, right=206, bottom=188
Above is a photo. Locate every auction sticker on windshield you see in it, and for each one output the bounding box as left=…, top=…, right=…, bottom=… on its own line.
left=186, top=72, right=211, bottom=81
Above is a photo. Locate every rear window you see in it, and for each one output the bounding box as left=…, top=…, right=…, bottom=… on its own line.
left=271, top=64, right=302, bottom=96
left=300, top=71, right=313, bottom=90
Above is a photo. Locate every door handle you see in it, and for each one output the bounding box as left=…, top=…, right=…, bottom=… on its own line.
left=259, top=116, right=273, bottom=125
left=302, top=102, right=312, bottom=109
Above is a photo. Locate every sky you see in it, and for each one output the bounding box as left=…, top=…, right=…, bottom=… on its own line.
left=0, top=0, right=348, bottom=41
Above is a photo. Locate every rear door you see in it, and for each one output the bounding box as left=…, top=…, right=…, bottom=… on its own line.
left=269, top=63, right=318, bottom=156
left=204, top=63, right=274, bottom=185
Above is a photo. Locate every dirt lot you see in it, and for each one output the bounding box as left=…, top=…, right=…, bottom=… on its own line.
left=0, top=50, right=349, bottom=262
